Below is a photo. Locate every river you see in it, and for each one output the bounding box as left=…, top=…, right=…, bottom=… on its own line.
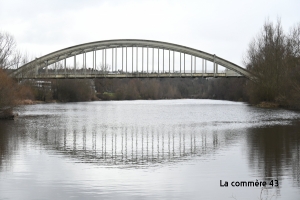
left=0, top=99, right=300, bottom=199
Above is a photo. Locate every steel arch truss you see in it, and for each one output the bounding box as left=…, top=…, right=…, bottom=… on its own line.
left=9, top=39, right=253, bottom=79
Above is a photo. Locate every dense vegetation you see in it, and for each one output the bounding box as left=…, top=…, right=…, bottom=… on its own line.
left=95, top=78, right=247, bottom=101
left=0, top=69, right=33, bottom=117
left=52, top=79, right=96, bottom=102
left=244, top=20, right=300, bottom=108
left=21, top=77, right=246, bottom=103
left=0, top=32, right=33, bottom=118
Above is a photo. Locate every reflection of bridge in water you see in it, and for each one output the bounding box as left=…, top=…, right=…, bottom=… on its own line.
left=27, top=124, right=237, bottom=166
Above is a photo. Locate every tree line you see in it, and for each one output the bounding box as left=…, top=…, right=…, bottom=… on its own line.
left=94, top=78, right=247, bottom=101
left=19, top=77, right=246, bottom=103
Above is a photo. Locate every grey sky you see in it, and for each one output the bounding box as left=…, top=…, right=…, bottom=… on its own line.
left=1, top=0, right=299, bottom=66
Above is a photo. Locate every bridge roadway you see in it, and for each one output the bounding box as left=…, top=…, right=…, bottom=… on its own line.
left=23, top=72, right=242, bottom=79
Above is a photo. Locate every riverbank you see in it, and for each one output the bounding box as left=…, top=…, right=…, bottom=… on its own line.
left=1, top=100, right=56, bottom=120
left=16, top=99, right=57, bottom=105
left=256, top=101, right=280, bottom=108
left=0, top=109, right=18, bottom=120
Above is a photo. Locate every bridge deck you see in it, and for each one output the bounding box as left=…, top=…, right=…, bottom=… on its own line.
left=19, top=73, right=243, bottom=79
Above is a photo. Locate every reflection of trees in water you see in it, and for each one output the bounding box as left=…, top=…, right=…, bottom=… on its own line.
left=246, top=122, right=300, bottom=187
left=0, top=122, right=10, bottom=169
left=22, top=123, right=239, bottom=167
left=0, top=121, right=25, bottom=171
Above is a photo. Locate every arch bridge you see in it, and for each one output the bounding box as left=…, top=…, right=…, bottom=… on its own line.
left=9, top=39, right=253, bottom=79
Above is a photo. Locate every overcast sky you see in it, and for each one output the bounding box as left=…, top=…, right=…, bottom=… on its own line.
left=1, top=0, right=299, bottom=66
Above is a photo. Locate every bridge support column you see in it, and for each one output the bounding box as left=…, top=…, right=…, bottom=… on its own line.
left=55, top=61, right=57, bottom=76
left=82, top=53, right=84, bottom=76
left=112, top=48, right=114, bottom=73
left=102, top=49, right=104, bottom=73
left=191, top=55, right=192, bottom=77
left=147, top=47, right=149, bottom=74
left=169, top=50, right=170, bottom=75
left=74, top=55, right=76, bottom=77
left=202, top=59, right=204, bottom=77
left=194, top=56, right=196, bottom=73
left=213, top=54, right=216, bottom=77
left=180, top=53, right=181, bottom=74
left=152, top=48, right=154, bottom=73
left=84, top=52, right=87, bottom=77
left=173, top=51, right=175, bottom=73
left=92, top=50, right=95, bottom=73
left=35, top=64, right=38, bottom=78
left=45, top=61, right=48, bottom=75
left=92, top=50, right=95, bottom=75
left=158, top=48, right=159, bottom=76
left=142, top=47, right=144, bottom=74
left=64, top=57, right=66, bottom=78
left=163, top=49, right=164, bottom=73
left=105, top=48, right=107, bottom=76
left=115, top=48, right=117, bottom=72
left=136, top=47, right=138, bottom=74
left=95, top=50, right=97, bottom=75
left=184, top=53, right=185, bottom=74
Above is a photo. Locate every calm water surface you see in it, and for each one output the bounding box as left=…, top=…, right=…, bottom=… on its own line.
left=0, top=99, right=300, bottom=199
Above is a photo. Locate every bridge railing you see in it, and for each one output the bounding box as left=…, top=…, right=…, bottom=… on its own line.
left=19, top=69, right=241, bottom=79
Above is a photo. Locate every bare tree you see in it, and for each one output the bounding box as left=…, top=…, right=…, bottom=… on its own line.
left=0, top=32, right=18, bottom=69
left=244, top=20, right=300, bottom=108
left=285, top=23, right=300, bottom=108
